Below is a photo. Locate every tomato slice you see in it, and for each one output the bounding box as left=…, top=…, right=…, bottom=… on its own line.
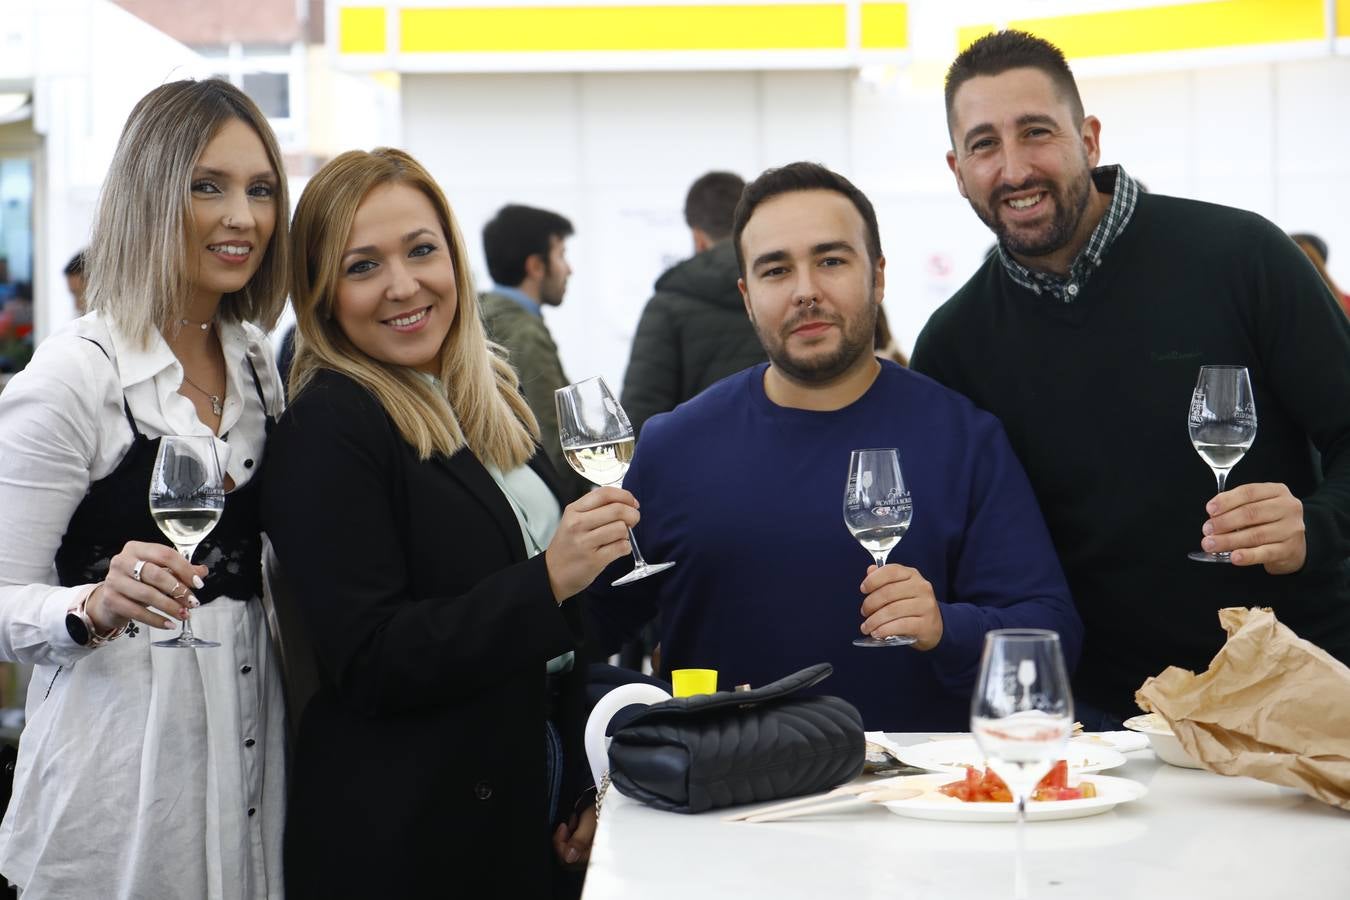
left=936, top=761, right=1092, bottom=804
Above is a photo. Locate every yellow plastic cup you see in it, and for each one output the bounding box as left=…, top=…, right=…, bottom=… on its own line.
left=671, top=668, right=718, bottom=698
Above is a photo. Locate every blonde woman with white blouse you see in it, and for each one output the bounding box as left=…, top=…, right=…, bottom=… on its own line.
left=0, top=80, right=289, bottom=899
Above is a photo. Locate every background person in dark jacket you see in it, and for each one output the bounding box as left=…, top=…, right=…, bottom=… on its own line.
left=621, top=171, right=767, bottom=437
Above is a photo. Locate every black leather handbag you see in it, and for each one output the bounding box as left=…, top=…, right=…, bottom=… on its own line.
left=606, top=663, right=865, bottom=813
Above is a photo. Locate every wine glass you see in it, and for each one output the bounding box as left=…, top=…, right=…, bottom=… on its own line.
left=1187, top=365, right=1257, bottom=563
left=555, top=376, right=675, bottom=586
left=971, top=629, right=1074, bottom=900
left=148, top=435, right=225, bottom=649
left=843, top=448, right=914, bottom=648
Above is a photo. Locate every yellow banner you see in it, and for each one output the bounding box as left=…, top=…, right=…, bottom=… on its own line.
left=959, top=0, right=1326, bottom=58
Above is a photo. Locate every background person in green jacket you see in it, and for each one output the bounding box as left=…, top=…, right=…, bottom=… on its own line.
left=621, top=171, right=767, bottom=438
left=480, top=203, right=590, bottom=500
left=912, top=29, right=1350, bottom=730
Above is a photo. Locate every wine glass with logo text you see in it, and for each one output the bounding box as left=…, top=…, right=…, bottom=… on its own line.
left=555, top=376, right=675, bottom=586
left=971, top=629, right=1074, bottom=900
left=1187, top=365, right=1257, bottom=563
left=843, top=448, right=914, bottom=647
left=148, top=435, right=224, bottom=649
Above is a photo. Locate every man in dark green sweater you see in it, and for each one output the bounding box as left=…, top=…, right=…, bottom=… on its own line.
left=912, top=30, right=1350, bottom=725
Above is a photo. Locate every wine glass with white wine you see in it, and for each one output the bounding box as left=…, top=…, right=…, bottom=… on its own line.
left=971, top=629, right=1074, bottom=900
left=148, top=435, right=225, bottom=649
left=843, top=448, right=914, bottom=647
left=555, top=376, right=675, bottom=586
left=1187, top=365, right=1257, bottom=563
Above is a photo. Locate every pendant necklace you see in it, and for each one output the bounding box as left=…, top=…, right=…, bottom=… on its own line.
left=181, top=373, right=223, bottom=416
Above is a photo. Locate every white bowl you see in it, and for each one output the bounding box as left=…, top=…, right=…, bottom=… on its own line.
left=1122, top=714, right=1206, bottom=769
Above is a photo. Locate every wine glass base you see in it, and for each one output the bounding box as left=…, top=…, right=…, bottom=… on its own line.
left=611, top=560, right=676, bottom=587
left=1187, top=550, right=1233, bottom=564
left=852, top=635, right=917, bottom=648
left=152, top=635, right=221, bottom=649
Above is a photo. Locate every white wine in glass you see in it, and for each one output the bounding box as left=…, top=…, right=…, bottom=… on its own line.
left=971, top=629, right=1074, bottom=900
left=148, top=435, right=224, bottom=649
left=555, top=377, right=675, bottom=587
left=1187, top=365, right=1257, bottom=563
left=843, top=448, right=914, bottom=648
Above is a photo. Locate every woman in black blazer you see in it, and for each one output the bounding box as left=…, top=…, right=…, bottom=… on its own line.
left=262, top=148, right=639, bottom=898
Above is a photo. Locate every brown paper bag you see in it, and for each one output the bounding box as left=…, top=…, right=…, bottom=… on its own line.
left=1135, top=607, right=1350, bottom=811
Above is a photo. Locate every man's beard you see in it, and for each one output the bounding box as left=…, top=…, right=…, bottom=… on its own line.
left=540, top=265, right=567, bottom=306
left=753, top=290, right=878, bottom=385
left=973, top=163, right=1092, bottom=260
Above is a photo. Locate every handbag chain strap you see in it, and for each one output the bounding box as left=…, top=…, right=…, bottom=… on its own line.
left=595, top=770, right=612, bottom=819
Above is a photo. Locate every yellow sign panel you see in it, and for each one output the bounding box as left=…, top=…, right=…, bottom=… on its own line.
left=399, top=5, right=864, bottom=53
left=959, top=0, right=1325, bottom=58
left=861, top=2, right=908, bottom=51
left=340, top=6, right=388, bottom=54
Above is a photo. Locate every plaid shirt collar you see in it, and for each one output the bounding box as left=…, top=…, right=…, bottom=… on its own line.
left=997, top=165, right=1139, bottom=303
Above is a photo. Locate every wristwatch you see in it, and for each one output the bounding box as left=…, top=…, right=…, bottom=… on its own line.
left=65, top=589, right=125, bottom=647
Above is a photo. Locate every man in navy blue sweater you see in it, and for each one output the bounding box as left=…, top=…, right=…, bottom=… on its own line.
left=586, top=162, right=1082, bottom=731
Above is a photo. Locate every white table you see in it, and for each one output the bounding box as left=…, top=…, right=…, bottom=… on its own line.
left=582, top=733, right=1350, bottom=899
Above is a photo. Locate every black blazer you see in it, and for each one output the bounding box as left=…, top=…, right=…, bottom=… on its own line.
left=262, top=368, right=589, bottom=899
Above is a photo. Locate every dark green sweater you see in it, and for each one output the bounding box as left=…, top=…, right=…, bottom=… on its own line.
left=912, top=192, right=1350, bottom=719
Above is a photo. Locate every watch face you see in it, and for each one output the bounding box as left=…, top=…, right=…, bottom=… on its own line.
left=65, top=612, right=91, bottom=646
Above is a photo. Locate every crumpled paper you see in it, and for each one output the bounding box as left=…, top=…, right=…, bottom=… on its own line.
left=1135, top=607, right=1350, bottom=811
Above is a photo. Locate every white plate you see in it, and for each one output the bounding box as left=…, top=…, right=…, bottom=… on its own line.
left=893, top=738, right=1127, bottom=775
left=880, top=773, right=1147, bottom=822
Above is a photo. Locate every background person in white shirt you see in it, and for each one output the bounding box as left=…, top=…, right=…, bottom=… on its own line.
left=0, top=80, right=289, bottom=899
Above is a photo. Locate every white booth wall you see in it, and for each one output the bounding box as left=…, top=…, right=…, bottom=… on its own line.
left=401, top=55, right=1350, bottom=395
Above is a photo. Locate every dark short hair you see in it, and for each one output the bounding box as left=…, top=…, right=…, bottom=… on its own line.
left=731, top=162, right=881, bottom=278
left=64, top=250, right=86, bottom=277
left=944, top=30, right=1085, bottom=140
left=684, top=171, right=745, bottom=241
left=482, top=204, right=574, bottom=287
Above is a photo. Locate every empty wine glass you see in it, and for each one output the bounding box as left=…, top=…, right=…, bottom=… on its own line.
left=148, top=435, right=224, bottom=649
left=555, top=376, right=675, bottom=586
left=1188, top=365, right=1257, bottom=563
left=971, top=629, right=1074, bottom=900
left=843, top=448, right=914, bottom=648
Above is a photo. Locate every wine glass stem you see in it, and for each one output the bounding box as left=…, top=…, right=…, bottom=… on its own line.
left=872, top=551, right=888, bottom=570
left=1214, top=468, right=1229, bottom=495
left=626, top=527, right=650, bottom=568
left=178, top=546, right=198, bottom=641
left=1014, top=795, right=1028, bottom=900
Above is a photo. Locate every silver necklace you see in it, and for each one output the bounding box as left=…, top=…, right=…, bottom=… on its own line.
left=180, top=372, right=223, bottom=416
left=179, top=317, right=212, bottom=331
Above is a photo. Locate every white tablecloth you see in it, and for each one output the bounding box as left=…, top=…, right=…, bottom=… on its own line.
left=583, top=733, right=1350, bottom=899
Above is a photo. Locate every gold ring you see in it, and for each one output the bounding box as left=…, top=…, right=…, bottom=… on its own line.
left=170, top=583, right=188, bottom=600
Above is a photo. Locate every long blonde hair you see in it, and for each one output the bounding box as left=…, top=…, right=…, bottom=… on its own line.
left=289, top=148, right=540, bottom=468
left=86, top=79, right=289, bottom=346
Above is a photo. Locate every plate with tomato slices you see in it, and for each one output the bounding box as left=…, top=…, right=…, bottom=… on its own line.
left=893, top=738, right=1126, bottom=776
left=879, top=764, right=1147, bottom=823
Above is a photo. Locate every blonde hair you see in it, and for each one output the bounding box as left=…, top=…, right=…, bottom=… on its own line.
left=289, top=148, right=540, bottom=467
left=86, top=79, right=290, bottom=347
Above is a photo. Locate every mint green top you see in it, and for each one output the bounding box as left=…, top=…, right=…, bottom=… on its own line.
left=484, top=461, right=572, bottom=675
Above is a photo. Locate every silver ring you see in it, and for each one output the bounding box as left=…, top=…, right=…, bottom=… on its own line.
left=170, top=582, right=187, bottom=600
left=131, top=560, right=147, bottom=582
